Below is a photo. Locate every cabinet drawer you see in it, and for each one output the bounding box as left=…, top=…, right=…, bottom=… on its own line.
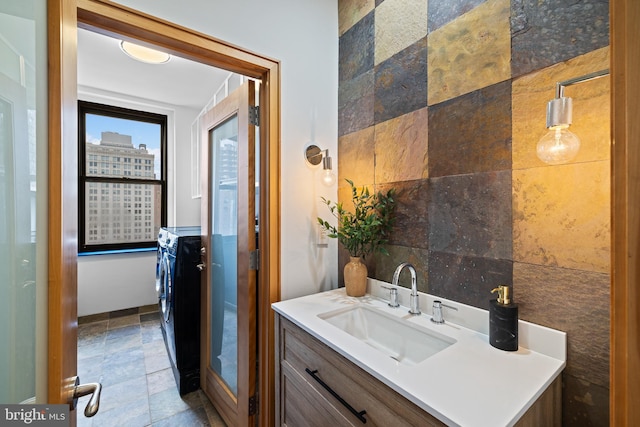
left=281, top=360, right=353, bottom=427
left=278, top=316, right=445, bottom=427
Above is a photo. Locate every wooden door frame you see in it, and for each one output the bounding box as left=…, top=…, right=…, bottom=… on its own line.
left=50, top=1, right=638, bottom=425
left=48, top=0, right=79, bottom=414
left=610, top=0, right=640, bottom=425
left=49, top=0, right=281, bottom=424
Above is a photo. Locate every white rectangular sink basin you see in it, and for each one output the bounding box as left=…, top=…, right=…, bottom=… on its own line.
left=318, top=305, right=455, bottom=365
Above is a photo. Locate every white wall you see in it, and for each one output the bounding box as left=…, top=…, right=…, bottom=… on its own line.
left=113, top=0, right=340, bottom=300
left=77, top=87, right=201, bottom=316
left=77, top=252, right=157, bottom=317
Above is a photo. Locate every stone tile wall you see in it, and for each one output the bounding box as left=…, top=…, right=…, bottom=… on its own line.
left=335, top=0, right=610, bottom=424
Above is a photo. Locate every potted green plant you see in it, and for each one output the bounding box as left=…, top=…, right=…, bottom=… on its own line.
left=318, top=179, right=396, bottom=296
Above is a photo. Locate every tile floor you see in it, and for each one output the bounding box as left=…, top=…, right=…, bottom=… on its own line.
left=77, top=310, right=226, bottom=427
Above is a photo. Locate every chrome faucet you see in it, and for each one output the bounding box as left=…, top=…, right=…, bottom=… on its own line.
left=392, top=262, right=420, bottom=315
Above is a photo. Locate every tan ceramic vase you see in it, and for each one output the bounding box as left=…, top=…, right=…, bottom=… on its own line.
left=344, top=256, right=367, bottom=297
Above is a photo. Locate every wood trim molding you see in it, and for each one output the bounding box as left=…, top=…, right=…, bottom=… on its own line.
left=610, top=0, right=640, bottom=424
left=76, top=0, right=276, bottom=78
left=260, top=62, right=282, bottom=427
left=76, top=2, right=281, bottom=424
left=48, top=0, right=79, bottom=414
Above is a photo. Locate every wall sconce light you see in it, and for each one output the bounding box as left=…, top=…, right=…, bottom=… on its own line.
left=304, top=144, right=336, bottom=186
left=537, top=69, right=609, bottom=165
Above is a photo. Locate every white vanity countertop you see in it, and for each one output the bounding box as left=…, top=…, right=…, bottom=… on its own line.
left=272, top=280, right=566, bottom=427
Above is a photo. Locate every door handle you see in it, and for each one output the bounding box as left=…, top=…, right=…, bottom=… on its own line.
left=198, top=246, right=206, bottom=270
left=70, top=376, right=102, bottom=417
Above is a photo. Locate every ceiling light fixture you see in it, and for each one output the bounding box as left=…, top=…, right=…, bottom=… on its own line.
left=537, top=69, right=609, bottom=165
left=119, top=41, right=171, bottom=64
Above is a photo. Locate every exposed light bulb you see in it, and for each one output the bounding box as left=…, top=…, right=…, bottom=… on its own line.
left=536, top=126, right=581, bottom=165
left=321, top=168, right=336, bottom=186
left=320, top=154, right=336, bottom=186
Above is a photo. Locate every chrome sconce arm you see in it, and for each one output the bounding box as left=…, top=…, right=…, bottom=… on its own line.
left=537, top=68, right=609, bottom=165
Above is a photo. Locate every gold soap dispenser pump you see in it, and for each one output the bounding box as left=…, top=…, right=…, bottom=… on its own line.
left=489, top=285, right=518, bottom=351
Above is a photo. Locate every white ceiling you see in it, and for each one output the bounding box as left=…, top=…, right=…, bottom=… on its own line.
left=77, top=28, right=231, bottom=110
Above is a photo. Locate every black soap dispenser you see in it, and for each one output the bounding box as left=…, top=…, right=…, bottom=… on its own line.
left=489, top=285, right=519, bottom=351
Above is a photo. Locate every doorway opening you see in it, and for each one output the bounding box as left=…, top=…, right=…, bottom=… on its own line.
left=65, top=2, right=281, bottom=425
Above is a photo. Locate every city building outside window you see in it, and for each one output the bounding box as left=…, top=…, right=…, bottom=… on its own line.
left=78, top=101, right=166, bottom=253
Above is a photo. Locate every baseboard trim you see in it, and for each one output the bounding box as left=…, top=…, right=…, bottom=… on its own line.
left=78, top=303, right=158, bottom=324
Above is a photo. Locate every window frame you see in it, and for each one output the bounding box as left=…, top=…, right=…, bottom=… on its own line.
left=78, top=100, right=167, bottom=253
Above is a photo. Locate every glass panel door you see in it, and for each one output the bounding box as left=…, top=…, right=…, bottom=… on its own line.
left=209, top=114, right=239, bottom=394
left=200, top=80, right=257, bottom=426
left=0, top=0, right=46, bottom=403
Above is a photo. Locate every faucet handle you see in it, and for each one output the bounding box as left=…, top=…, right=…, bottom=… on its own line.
left=431, top=300, right=457, bottom=324
left=381, top=286, right=400, bottom=308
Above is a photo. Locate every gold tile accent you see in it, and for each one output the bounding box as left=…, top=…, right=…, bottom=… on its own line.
left=374, top=0, right=428, bottom=65
left=513, top=160, right=610, bottom=273
left=339, top=0, right=375, bottom=36
left=374, top=107, right=429, bottom=184
left=427, top=0, right=510, bottom=106
left=337, top=184, right=356, bottom=214
left=338, top=126, right=375, bottom=189
left=512, top=47, right=610, bottom=169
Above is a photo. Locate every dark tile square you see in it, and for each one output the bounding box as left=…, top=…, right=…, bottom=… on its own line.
left=339, top=10, right=374, bottom=82
left=427, top=0, right=486, bottom=33
left=511, top=0, right=609, bottom=77
left=428, top=171, right=512, bottom=259
left=428, top=80, right=512, bottom=177
left=374, top=37, right=428, bottom=124
left=338, top=69, right=375, bottom=136
left=379, top=179, right=430, bottom=249
left=428, top=251, right=513, bottom=309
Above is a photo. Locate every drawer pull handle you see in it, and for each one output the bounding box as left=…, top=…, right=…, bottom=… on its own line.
left=305, top=368, right=367, bottom=424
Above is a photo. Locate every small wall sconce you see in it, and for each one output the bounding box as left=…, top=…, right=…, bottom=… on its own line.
left=537, top=69, right=609, bottom=165
left=304, top=144, right=336, bottom=186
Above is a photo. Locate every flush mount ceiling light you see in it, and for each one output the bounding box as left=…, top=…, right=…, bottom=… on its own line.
left=537, top=69, right=609, bottom=165
left=119, top=40, right=171, bottom=64
left=304, top=144, right=337, bottom=186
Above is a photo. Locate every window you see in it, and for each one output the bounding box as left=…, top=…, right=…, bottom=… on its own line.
left=78, top=101, right=166, bottom=253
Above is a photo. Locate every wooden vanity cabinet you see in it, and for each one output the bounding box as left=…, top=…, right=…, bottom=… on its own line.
left=276, top=315, right=445, bottom=427
left=275, top=314, right=561, bottom=427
